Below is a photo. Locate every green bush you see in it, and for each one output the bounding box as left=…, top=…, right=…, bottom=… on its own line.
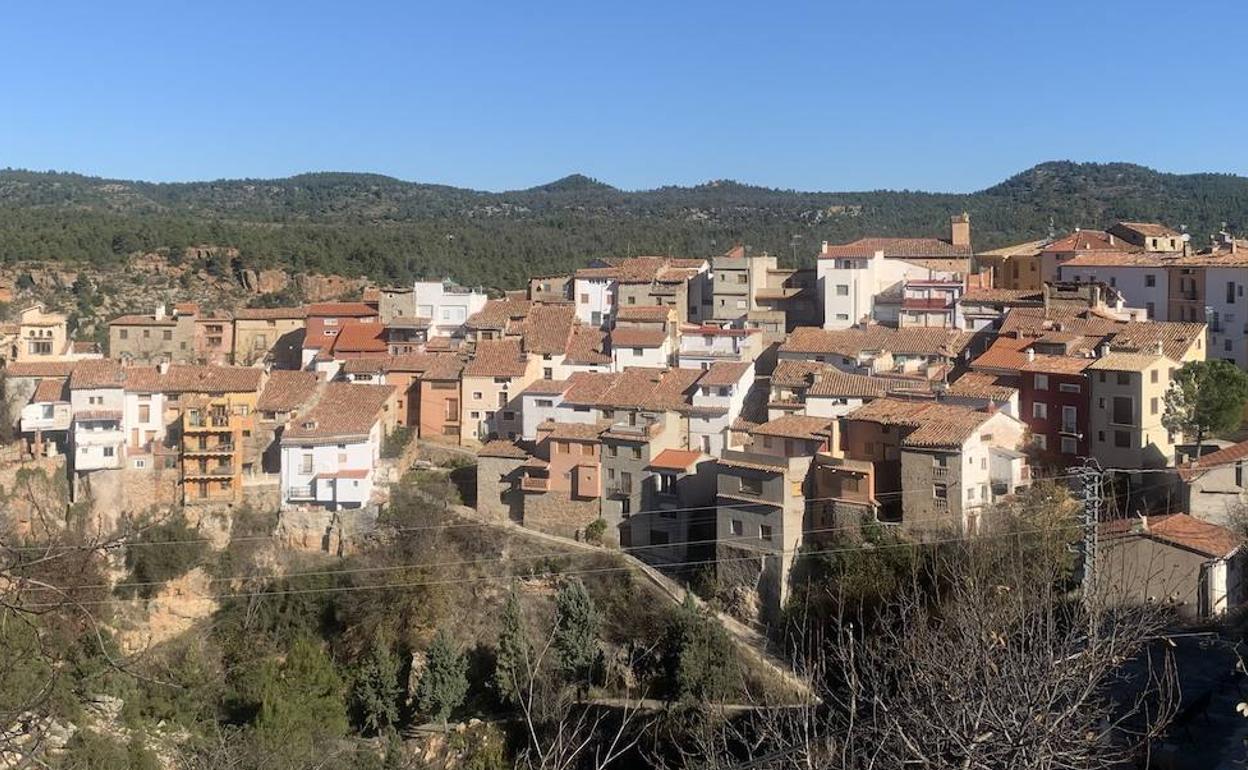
left=382, top=426, right=414, bottom=459
left=118, top=513, right=208, bottom=599
left=583, top=518, right=606, bottom=545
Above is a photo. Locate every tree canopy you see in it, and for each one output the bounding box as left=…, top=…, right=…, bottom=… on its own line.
left=1162, top=359, right=1248, bottom=449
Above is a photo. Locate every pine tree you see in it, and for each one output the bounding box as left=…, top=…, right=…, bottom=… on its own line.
left=664, top=593, right=734, bottom=704
left=1163, top=359, right=1248, bottom=449
left=553, top=577, right=600, bottom=688
left=415, top=630, right=468, bottom=727
left=494, top=586, right=529, bottom=706
left=352, top=633, right=403, bottom=734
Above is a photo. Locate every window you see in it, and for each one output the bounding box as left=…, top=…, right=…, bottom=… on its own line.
left=632, top=348, right=643, bottom=356
left=1033, top=433, right=1047, bottom=450
left=119, top=329, right=128, bottom=340
left=1145, top=302, right=1154, bottom=319
left=1032, top=401, right=1047, bottom=419
left=1061, top=436, right=1077, bottom=454
left=502, top=410, right=515, bottom=420
left=1059, top=383, right=1080, bottom=394
left=543, top=368, right=552, bottom=379
left=580, top=293, right=589, bottom=303
left=497, top=392, right=508, bottom=408
left=1236, top=462, right=1244, bottom=488
left=163, top=329, right=173, bottom=341
left=1227, top=340, right=1235, bottom=353
left=472, top=391, right=483, bottom=401
left=300, top=454, right=313, bottom=473
left=735, top=299, right=746, bottom=309
left=835, top=313, right=849, bottom=321
left=1150, top=397, right=1158, bottom=416
left=133, top=458, right=146, bottom=469
left=1034, top=374, right=1049, bottom=391
left=1111, top=396, right=1133, bottom=425
left=731, top=519, right=744, bottom=536
left=1230, top=282, right=1237, bottom=304
left=1150, top=369, right=1158, bottom=384
left=631, top=446, right=641, bottom=460
left=1114, top=430, right=1131, bottom=448
left=557, top=441, right=570, bottom=454
left=1116, top=372, right=1130, bottom=386
left=580, top=443, right=593, bottom=456
left=835, top=284, right=849, bottom=296
left=621, top=498, right=631, bottom=515
left=1145, top=274, right=1156, bottom=288
left=739, top=477, right=763, bottom=495
left=760, top=524, right=773, bottom=541
left=445, top=399, right=459, bottom=419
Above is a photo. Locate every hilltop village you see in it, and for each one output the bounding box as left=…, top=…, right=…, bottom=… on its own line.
left=5, top=215, right=1248, bottom=623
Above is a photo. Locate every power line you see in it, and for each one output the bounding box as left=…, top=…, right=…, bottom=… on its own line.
left=16, top=520, right=1094, bottom=610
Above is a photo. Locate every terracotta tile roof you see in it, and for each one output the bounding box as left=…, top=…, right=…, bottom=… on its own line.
left=820, top=237, right=972, bottom=260
left=424, top=336, right=459, bottom=353
left=161, top=365, right=264, bottom=393
left=977, top=239, right=1049, bottom=258
left=282, top=382, right=395, bottom=442
left=258, top=370, right=320, bottom=412
left=563, top=368, right=700, bottom=412
left=465, top=338, right=530, bottom=378
left=120, top=366, right=164, bottom=393
left=422, top=355, right=465, bottom=380
left=31, top=378, right=68, bottom=403
left=479, top=439, right=530, bottom=459
left=536, top=420, right=605, bottom=441
left=69, top=359, right=125, bottom=390
left=561, top=372, right=620, bottom=406
left=391, top=352, right=444, bottom=372
left=807, top=370, right=893, bottom=399
left=647, top=448, right=705, bottom=471
left=610, top=328, right=667, bottom=349
left=318, top=468, right=370, bottom=480
left=1108, top=322, right=1205, bottom=362
left=1115, top=222, right=1181, bottom=239
left=717, top=454, right=790, bottom=473
left=6, top=361, right=77, bottom=378
left=1059, top=251, right=1179, bottom=268
left=946, top=371, right=1018, bottom=401
left=520, top=304, right=577, bottom=355
left=71, top=341, right=101, bottom=354
left=521, top=379, right=572, bottom=396
left=109, top=313, right=176, bottom=327
left=576, top=256, right=706, bottom=283
left=846, top=398, right=995, bottom=449
left=174, top=302, right=200, bottom=316
left=234, top=306, right=307, bottom=320
left=564, top=326, right=611, bottom=365
left=780, top=326, right=972, bottom=359
left=697, top=361, right=752, bottom=388
left=1143, top=514, right=1242, bottom=559
left=961, top=287, right=1045, bottom=305
left=970, top=336, right=1033, bottom=372
left=1085, top=353, right=1167, bottom=372
left=1018, top=355, right=1094, bottom=375
left=466, top=297, right=531, bottom=331
left=771, top=359, right=831, bottom=388
left=331, top=322, right=388, bottom=354
left=616, top=305, right=672, bottom=322
left=1178, top=440, right=1248, bottom=481
left=306, top=302, right=377, bottom=317
left=341, top=357, right=392, bottom=375
left=751, top=415, right=833, bottom=441
left=1043, top=230, right=1126, bottom=253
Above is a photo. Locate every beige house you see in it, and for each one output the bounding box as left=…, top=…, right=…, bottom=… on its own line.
left=232, top=307, right=307, bottom=368
left=12, top=304, right=86, bottom=362
left=109, top=305, right=196, bottom=363
left=1087, top=353, right=1180, bottom=469
left=460, top=338, right=540, bottom=444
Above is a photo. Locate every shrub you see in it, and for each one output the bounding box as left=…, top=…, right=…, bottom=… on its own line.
left=583, top=517, right=606, bottom=545
left=119, top=513, right=208, bottom=599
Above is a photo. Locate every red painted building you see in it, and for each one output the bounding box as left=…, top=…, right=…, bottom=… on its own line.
left=1018, top=353, right=1092, bottom=466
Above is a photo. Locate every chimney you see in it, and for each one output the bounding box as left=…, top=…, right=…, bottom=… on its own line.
left=950, top=212, right=971, bottom=248
left=1153, top=339, right=1164, bottom=356
left=1098, top=342, right=1111, bottom=358
left=154, top=304, right=166, bottom=321
left=1108, top=234, right=1115, bottom=246
left=985, top=401, right=998, bottom=415
left=821, top=240, right=830, bottom=254
left=157, top=361, right=169, bottom=375
left=1026, top=349, right=1035, bottom=362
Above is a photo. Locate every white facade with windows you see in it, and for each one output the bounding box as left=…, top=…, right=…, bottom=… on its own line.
left=574, top=277, right=615, bottom=329
left=280, top=427, right=381, bottom=510
left=1206, top=267, right=1248, bottom=368
left=818, top=251, right=952, bottom=329
left=411, top=280, right=488, bottom=337
left=1056, top=263, right=1169, bottom=320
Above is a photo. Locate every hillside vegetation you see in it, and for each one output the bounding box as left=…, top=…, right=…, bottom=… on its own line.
left=2, top=162, right=1247, bottom=290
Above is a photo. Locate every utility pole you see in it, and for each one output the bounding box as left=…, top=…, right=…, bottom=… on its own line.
left=1076, top=458, right=1103, bottom=611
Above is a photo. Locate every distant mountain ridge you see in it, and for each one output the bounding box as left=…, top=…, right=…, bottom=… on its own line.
left=1, top=161, right=1245, bottom=291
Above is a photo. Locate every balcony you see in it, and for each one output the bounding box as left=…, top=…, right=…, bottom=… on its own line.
left=605, top=480, right=634, bottom=498
left=185, top=444, right=236, bottom=456
left=287, top=484, right=316, bottom=500
left=1059, top=422, right=1078, bottom=435
left=185, top=414, right=236, bottom=431
left=932, top=465, right=949, bottom=481
left=184, top=464, right=234, bottom=479
left=604, top=420, right=662, bottom=439
left=520, top=475, right=550, bottom=493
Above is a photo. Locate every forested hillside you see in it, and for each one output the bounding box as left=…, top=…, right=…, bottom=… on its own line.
left=2, top=161, right=1246, bottom=290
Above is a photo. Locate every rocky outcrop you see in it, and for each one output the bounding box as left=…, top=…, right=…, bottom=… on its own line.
left=116, top=568, right=218, bottom=653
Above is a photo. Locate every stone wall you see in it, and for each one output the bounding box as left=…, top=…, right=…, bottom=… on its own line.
left=476, top=455, right=524, bottom=523
left=0, top=456, right=68, bottom=537
left=275, top=504, right=379, bottom=556
left=524, top=493, right=599, bottom=540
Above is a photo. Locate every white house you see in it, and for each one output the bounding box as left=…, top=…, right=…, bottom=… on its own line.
left=574, top=272, right=616, bottom=329
left=688, top=361, right=754, bottom=455
left=19, top=377, right=71, bottom=457
left=1056, top=256, right=1171, bottom=321
left=677, top=326, right=763, bottom=370
left=610, top=328, right=670, bottom=371
left=279, top=383, right=395, bottom=510
left=121, top=367, right=168, bottom=463
left=68, top=361, right=127, bottom=472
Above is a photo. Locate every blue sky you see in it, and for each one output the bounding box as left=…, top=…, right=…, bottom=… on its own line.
left=2, top=0, right=1245, bottom=192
